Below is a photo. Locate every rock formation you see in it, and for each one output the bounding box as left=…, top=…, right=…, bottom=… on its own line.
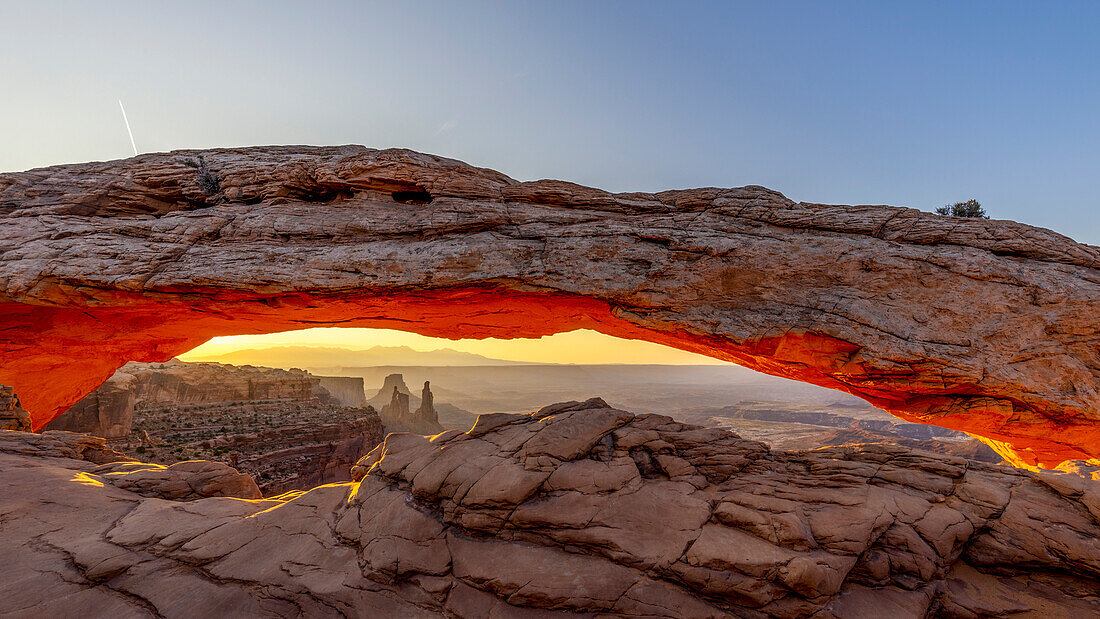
left=186, top=411, right=384, bottom=495
left=0, top=428, right=259, bottom=503
left=47, top=359, right=347, bottom=437
left=808, top=428, right=1003, bottom=464
left=47, top=372, right=137, bottom=437
left=97, top=394, right=385, bottom=495
left=3, top=400, right=1099, bottom=617
left=0, top=426, right=134, bottom=464
left=691, top=403, right=964, bottom=440
left=380, top=385, right=411, bottom=420
left=43, top=361, right=384, bottom=494
left=89, top=459, right=262, bottom=500
left=371, top=373, right=446, bottom=435
left=0, top=146, right=1097, bottom=466
left=313, top=375, right=366, bottom=407
left=367, top=373, right=418, bottom=411
left=0, top=384, right=31, bottom=431
left=414, top=380, right=439, bottom=428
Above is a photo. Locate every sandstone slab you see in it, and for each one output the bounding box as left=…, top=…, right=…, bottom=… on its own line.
left=3, top=400, right=1099, bottom=617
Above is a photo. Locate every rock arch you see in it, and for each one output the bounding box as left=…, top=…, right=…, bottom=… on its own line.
left=0, top=146, right=1097, bottom=467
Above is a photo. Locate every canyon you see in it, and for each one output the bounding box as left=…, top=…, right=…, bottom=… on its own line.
left=0, top=146, right=1097, bottom=467
left=1, top=399, right=1098, bottom=617
left=46, top=360, right=384, bottom=494
left=111, top=399, right=383, bottom=496
left=47, top=359, right=343, bottom=438
left=0, top=147, right=1098, bottom=616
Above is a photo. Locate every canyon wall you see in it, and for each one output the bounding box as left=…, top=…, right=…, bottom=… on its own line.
left=47, top=373, right=138, bottom=438
left=48, top=359, right=335, bottom=437
left=314, top=375, right=366, bottom=407
left=193, top=413, right=384, bottom=495
left=1, top=146, right=1097, bottom=466
left=40, top=360, right=385, bottom=494
left=116, top=360, right=320, bottom=404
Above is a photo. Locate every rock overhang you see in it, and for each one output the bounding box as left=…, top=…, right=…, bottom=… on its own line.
left=0, top=145, right=1097, bottom=468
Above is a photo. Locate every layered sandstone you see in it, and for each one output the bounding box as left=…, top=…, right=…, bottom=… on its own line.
left=107, top=397, right=384, bottom=495
left=808, top=428, right=1003, bottom=464
left=2, top=400, right=1098, bottom=617
left=0, top=425, right=261, bottom=500
left=48, top=359, right=342, bottom=437
left=103, top=359, right=320, bottom=405
left=43, top=360, right=384, bottom=494
left=192, top=411, right=384, bottom=495
left=47, top=371, right=138, bottom=437
left=0, top=147, right=1097, bottom=466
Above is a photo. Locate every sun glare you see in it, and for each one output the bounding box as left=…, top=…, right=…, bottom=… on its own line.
left=178, top=327, right=731, bottom=366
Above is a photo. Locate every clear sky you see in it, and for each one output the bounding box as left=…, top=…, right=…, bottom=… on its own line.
left=3, top=1, right=1097, bottom=363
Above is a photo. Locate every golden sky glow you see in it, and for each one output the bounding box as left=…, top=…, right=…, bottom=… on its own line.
left=179, top=328, right=730, bottom=365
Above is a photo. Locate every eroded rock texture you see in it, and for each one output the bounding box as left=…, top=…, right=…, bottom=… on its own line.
left=0, top=428, right=260, bottom=500
left=2, top=402, right=1098, bottom=617
left=0, top=384, right=31, bottom=431
left=196, top=412, right=384, bottom=495
left=0, top=146, right=1097, bottom=466
left=48, top=359, right=345, bottom=438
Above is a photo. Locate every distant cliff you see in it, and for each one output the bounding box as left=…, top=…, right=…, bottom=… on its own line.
left=313, top=375, right=365, bottom=407
left=48, top=360, right=343, bottom=437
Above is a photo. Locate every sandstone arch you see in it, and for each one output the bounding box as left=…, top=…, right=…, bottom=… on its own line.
left=0, top=146, right=1097, bottom=467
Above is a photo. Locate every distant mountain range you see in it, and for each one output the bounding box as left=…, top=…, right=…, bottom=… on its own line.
left=184, top=345, right=537, bottom=369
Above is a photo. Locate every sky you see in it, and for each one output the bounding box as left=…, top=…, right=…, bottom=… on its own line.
left=3, top=1, right=1097, bottom=363
left=179, top=328, right=730, bottom=365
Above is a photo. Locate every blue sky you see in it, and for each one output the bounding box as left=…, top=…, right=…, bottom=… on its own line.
left=2, top=1, right=1097, bottom=244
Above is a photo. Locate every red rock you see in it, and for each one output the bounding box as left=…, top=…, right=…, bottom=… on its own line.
left=45, top=359, right=336, bottom=438
left=0, top=146, right=1097, bottom=467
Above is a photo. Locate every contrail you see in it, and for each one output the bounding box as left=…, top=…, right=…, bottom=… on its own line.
left=118, top=99, right=138, bottom=156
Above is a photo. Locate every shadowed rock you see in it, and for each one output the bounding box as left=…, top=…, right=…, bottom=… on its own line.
left=0, top=385, right=31, bottom=431
left=374, top=374, right=445, bottom=435
left=414, top=380, right=439, bottom=429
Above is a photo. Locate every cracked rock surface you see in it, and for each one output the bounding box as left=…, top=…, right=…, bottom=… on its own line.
left=0, top=146, right=1097, bottom=466
left=0, top=429, right=260, bottom=500
left=2, top=400, right=1098, bottom=618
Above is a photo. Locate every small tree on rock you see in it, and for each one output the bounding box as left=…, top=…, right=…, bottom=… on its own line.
left=181, top=155, right=221, bottom=195
left=935, top=199, right=988, bottom=218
